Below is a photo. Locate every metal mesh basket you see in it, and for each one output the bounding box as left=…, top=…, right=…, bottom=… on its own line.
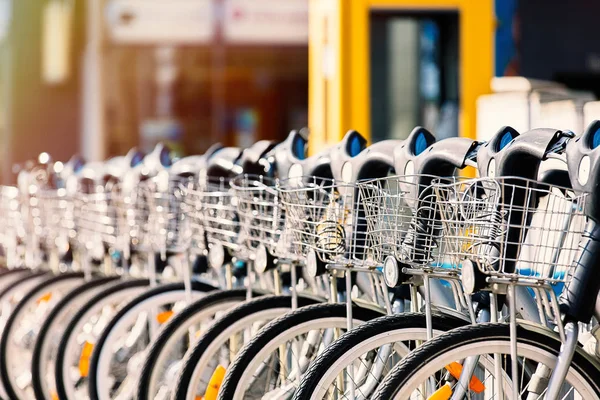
left=143, top=174, right=193, bottom=254
left=230, top=174, right=285, bottom=257
left=184, top=176, right=240, bottom=254
left=36, top=187, right=76, bottom=253
left=357, top=175, right=446, bottom=270
left=114, top=181, right=149, bottom=253
left=0, top=186, right=24, bottom=264
left=75, top=188, right=120, bottom=252
left=279, top=176, right=369, bottom=266
left=433, top=176, right=587, bottom=285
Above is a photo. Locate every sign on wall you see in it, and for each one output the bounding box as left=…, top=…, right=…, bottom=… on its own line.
left=105, top=0, right=215, bottom=44
left=223, top=0, right=308, bottom=45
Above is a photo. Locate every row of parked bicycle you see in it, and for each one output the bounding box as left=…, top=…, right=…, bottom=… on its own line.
left=1, top=121, right=600, bottom=400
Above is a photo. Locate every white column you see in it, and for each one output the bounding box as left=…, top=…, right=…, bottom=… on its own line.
left=81, top=0, right=105, bottom=161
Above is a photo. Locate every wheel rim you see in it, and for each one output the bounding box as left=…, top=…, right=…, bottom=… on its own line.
left=59, top=287, right=146, bottom=400
left=389, top=340, right=597, bottom=400
left=309, top=328, right=454, bottom=400
left=144, top=300, right=240, bottom=400
left=93, top=290, right=205, bottom=400
left=182, top=307, right=292, bottom=400
left=229, top=317, right=371, bottom=400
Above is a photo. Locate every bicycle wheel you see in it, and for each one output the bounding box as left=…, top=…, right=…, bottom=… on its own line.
left=372, top=323, right=600, bottom=400
left=136, top=288, right=267, bottom=400
left=87, top=280, right=216, bottom=400
left=0, top=270, right=49, bottom=399
left=292, top=312, right=467, bottom=400
left=54, top=278, right=151, bottom=400
left=173, top=294, right=323, bottom=400
left=0, top=271, right=85, bottom=400
left=31, top=276, right=119, bottom=400
left=218, top=302, right=387, bottom=400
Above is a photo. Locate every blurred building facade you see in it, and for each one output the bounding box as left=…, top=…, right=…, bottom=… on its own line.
left=0, top=0, right=308, bottom=182
left=2, top=0, right=600, bottom=182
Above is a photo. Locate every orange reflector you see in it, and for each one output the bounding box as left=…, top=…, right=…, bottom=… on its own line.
left=37, top=292, right=52, bottom=304
left=203, top=365, right=226, bottom=400
left=157, top=310, right=174, bottom=324
left=445, top=362, right=485, bottom=393
left=427, top=383, right=452, bottom=400
left=78, top=341, right=94, bottom=377
left=51, top=391, right=59, bottom=400
left=195, top=397, right=203, bottom=400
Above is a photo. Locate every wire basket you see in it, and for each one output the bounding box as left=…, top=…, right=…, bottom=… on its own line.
left=113, top=181, right=150, bottom=254
left=143, top=173, right=193, bottom=254
left=36, top=187, right=76, bottom=253
left=75, top=188, right=120, bottom=253
left=230, top=174, right=285, bottom=258
left=357, top=175, right=446, bottom=270
left=432, top=176, right=587, bottom=285
left=0, top=186, right=24, bottom=265
left=279, top=176, right=369, bottom=266
left=184, top=176, right=240, bottom=255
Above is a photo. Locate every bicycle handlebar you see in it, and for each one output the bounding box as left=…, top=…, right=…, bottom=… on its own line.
left=478, top=126, right=574, bottom=179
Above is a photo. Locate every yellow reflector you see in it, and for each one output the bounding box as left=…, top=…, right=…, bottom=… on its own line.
left=79, top=341, right=94, bottom=377
left=37, top=292, right=52, bottom=304
left=427, top=383, right=452, bottom=400
left=203, top=365, right=226, bottom=400
left=157, top=310, right=174, bottom=324
left=445, top=362, right=485, bottom=393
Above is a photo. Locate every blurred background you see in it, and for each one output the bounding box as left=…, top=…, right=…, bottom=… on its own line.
left=1, top=0, right=600, bottom=183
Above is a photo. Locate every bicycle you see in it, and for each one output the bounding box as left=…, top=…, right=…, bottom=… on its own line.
left=371, top=124, right=598, bottom=399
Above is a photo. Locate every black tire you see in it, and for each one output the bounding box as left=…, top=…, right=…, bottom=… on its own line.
left=174, top=294, right=323, bottom=400
left=0, top=267, right=28, bottom=282
left=31, top=276, right=120, bottom=400
left=218, top=302, right=387, bottom=399
left=87, top=280, right=217, bottom=400
left=0, top=272, right=85, bottom=400
left=136, top=288, right=267, bottom=400
left=373, top=323, right=600, bottom=399
left=54, top=278, right=151, bottom=400
left=0, top=270, right=49, bottom=300
left=292, top=312, right=467, bottom=400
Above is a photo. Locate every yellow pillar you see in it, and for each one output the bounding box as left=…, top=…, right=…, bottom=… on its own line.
left=309, top=0, right=494, bottom=149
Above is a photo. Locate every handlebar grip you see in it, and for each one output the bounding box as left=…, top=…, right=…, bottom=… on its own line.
left=567, top=120, right=600, bottom=222
left=478, top=127, right=571, bottom=179
left=332, top=139, right=400, bottom=182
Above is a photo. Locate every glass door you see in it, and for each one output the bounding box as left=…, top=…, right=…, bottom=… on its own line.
left=370, top=11, right=459, bottom=142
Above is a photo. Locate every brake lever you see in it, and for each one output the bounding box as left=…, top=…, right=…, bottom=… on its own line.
left=464, top=141, right=484, bottom=168
left=545, top=130, right=575, bottom=158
